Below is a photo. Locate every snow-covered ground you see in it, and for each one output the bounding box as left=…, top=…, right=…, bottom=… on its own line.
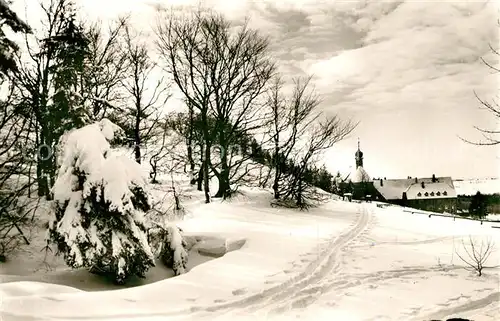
left=1, top=184, right=499, bottom=321
left=454, top=178, right=499, bottom=196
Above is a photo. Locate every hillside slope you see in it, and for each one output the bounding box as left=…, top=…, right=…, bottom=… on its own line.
left=1, top=186, right=498, bottom=321
left=454, top=178, right=499, bottom=196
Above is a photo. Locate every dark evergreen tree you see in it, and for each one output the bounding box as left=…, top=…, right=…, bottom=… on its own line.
left=469, top=191, right=487, bottom=219
left=45, top=7, right=90, bottom=139
left=0, top=0, right=31, bottom=79
left=14, top=0, right=91, bottom=199
left=41, top=6, right=90, bottom=199
left=316, top=165, right=334, bottom=193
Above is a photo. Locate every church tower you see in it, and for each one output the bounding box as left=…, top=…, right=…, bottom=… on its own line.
left=355, top=138, right=363, bottom=169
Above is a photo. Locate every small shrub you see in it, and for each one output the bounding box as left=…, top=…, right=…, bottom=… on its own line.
left=455, top=236, right=496, bottom=276
left=149, top=224, right=188, bottom=276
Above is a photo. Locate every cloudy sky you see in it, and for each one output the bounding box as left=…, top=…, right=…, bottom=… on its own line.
left=15, top=0, right=499, bottom=179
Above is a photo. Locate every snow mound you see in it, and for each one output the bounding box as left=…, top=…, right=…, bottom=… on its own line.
left=190, top=235, right=247, bottom=258
left=0, top=281, right=82, bottom=298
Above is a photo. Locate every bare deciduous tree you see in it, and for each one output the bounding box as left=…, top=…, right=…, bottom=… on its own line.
left=266, top=76, right=320, bottom=200
left=461, top=22, right=499, bottom=146
left=148, top=118, right=170, bottom=184
left=267, top=76, right=357, bottom=209
left=81, top=17, right=130, bottom=121
left=0, top=2, right=38, bottom=260
left=165, top=110, right=207, bottom=190
left=455, top=236, right=496, bottom=276
left=155, top=9, right=214, bottom=203
left=120, top=23, right=170, bottom=164
left=186, top=100, right=196, bottom=184
left=287, top=115, right=356, bottom=208
left=155, top=9, right=275, bottom=201
left=202, top=15, right=275, bottom=199
left=0, top=84, right=38, bottom=261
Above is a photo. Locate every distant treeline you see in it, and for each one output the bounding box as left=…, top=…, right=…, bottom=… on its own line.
left=457, top=192, right=500, bottom=219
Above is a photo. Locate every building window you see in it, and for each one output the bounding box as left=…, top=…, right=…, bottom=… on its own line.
left=436, top=191, right=441, bottom=196
left=443, top=191, right=447, bottom=196
left=417, top=192, right=422, bottom=197
left=424, top=192, right=429, bottom=197
left=430, top=192, right=434, bottom=196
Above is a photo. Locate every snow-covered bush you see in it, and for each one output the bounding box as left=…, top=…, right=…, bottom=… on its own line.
left=46, top=119, right=155, bottom=284
left=149, top=224, right=188, bottom=275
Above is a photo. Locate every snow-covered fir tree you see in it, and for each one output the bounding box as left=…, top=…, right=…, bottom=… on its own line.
left=47, top=118, right=155, bottom=284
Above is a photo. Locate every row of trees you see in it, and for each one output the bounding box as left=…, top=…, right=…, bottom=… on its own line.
left=2, top=1, right=354, bottom=207
left=1, top=0, right=355, bottom=261
left=166, top=110, right=344, bottom=195
left=457, top=192, right=500, bottom=220
left=0, top=0, right=34, bottom=261
left=0, top=0, right=169, bottom=259
left=156, top=10, right=356, bottom=207
left=8, top=0, right=169, bottom=201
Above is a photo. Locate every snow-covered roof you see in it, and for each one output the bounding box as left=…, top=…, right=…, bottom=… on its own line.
left=351, top=166, right=370, bottom=183
left=373, top=177, right=456, bottom=200
left=405, top=182, right=457, bottom=200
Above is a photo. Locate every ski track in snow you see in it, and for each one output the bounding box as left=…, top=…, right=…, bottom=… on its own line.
left=8, top=202, right=495, bottom=321
left=239, top=204, right=374, bottom=315
left=265, top=265, right=466, bottom=316
left=198, top=203, right=372, bottom=315
left=415, top=291, right=500, bottom=321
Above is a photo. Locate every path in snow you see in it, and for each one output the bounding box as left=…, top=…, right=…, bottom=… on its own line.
left=3, top=201, right=366, bottom=321
left=240, top=204, right=373, bottom=316
left=169, top=203, right=372, bottom=319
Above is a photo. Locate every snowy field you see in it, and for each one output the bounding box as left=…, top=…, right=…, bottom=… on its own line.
left=454, top=178, right=499, bottom=196
left=1, top=183, right=499, bottom=321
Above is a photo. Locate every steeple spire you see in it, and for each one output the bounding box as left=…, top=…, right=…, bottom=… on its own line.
left=355, top=138, right=363, bottom=168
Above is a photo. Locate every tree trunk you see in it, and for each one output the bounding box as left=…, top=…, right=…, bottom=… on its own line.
left=134, top=109, right=141, bottom=164
left=188, top=103, right=196, bottom=184
left=150, top=164, right=157, bottom=183
left=272, top=150, right=280, bottom=199
left=214, top=168, right=230, bottom=198
left=187, top=145, right=196, bottom=184
left=36, top=129, right=46, bottom=197
left=197, top=166, right=203, bottom=191
left=296, top=177, right=303, bottom=207
left=134, top=143, right=141, bottom=164
left=197, top=143, right=204, bottom=191
left=200, top=108, right=211, bottom=204
left=203, top=144, right=210, bottom=204
left=214, top=144, right=230, bottom=199
left=36, top=163, right=46, bottom=197
left=272, top=176, right=280, bottom=199
left=36, top=131, right=54, bottom=199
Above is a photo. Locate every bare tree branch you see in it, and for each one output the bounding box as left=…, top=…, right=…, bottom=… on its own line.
left=455, top=236, right=496, bottom=276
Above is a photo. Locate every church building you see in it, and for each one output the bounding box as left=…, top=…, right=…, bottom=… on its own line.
left=340, top=141, right=458, bottom=214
